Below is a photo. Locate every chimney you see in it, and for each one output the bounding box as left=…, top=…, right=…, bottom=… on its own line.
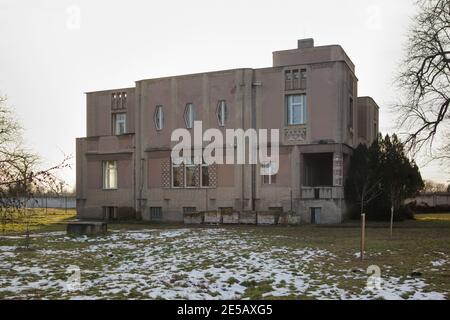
left=297, top=38, right=314, bottom=49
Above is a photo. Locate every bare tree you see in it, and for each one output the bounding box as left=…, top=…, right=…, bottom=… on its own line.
left=0, top=95, right=71, bottom=243
left=395, top=0, right=450, bottom=156
left=422, top=179, right=448, bottom=192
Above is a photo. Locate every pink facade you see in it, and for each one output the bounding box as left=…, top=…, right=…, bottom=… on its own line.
left=76, top=39, right=379, bottom=224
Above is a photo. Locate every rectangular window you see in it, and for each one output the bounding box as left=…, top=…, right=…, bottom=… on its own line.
left=348, top=97, right=354, bottom=129
left=219, top=207, right=233, bottom=214
left=263, top=175, right=277, bottom=185
left=111, top=93, right=118, bottom=109
left=183, top=207, right=197, bottom=214
left=201, top=164, right=210, bottom=187
left=292, top=69, right=299, bottom=89
left=172, top=163, right=183, bottom=188
left=121, top=92, right=127, bottom=109
left=262, top=162, right=277, bottom=185
left=113, top=113, right=127, bottom=135
left=285, top=70, right=292, bottom=90
left=149, top=207, right=162, bottom=220
left=286, top=94, right=307, bottom=125
left=185, top=158, right=198, bottom=188
left=103, top=161, right=118, bottom=190
left=300, top=69, right=307, bottom=89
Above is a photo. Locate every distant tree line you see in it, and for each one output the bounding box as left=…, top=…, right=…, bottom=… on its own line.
left=422, top=180, right=450, bottom=193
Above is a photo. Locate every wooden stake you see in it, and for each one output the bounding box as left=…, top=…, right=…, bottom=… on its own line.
left=390, top=205, right=394, bottom=237
left=361, top=213, right=366, bottom=261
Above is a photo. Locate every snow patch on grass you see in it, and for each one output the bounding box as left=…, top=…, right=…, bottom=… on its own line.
left=0, top=228, right=447, bottom=300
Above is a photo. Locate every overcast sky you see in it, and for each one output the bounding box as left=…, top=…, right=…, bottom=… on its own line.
left=0, top=0, right=448, bottom=188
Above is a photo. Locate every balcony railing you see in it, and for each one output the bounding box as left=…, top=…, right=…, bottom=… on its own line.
left=300, top=187, right=344, bottom=200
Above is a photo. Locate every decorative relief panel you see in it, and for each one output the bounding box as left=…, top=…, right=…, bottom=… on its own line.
left=284, top=126, right=307, bottom=144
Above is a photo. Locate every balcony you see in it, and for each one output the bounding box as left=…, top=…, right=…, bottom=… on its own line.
left=300, top=187, right=344, bottom=200
left=86, top=134, right=135, bottom=155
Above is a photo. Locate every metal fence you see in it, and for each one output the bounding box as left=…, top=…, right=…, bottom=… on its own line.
left=2, top=197, right=76, bottom=210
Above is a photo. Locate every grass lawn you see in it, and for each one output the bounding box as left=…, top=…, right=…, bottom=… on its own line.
left=0, top=208, right=76, bottom=234
left=0, top=212, right=449, bottom=300
left=415, top=213, right=450, bottom=222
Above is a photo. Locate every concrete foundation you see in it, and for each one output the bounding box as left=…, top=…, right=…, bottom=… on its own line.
left=278, top=212, right=302, bottom=225
left=222, top=212, right=240, bottom=224
left=183, top=212, right=204, bottom=225
left=239, top=211, right=257, bottom=224
left=204, top=211, right=222, bottom=224
left=66, top=221, right=107, bottom=236
left=257, top=212, right=280, bottom=225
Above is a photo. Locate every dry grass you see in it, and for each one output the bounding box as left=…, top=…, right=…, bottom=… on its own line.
left=0, top=208, right=76, bottom=234
left=415, top=213, right=450, bottom=222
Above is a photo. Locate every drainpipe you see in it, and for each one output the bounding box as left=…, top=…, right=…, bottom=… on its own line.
left=139, top=158, right=144, bottom=213
left=241, top=69, right=246, bottom=212
left=251, top=70, right=257, bottom=211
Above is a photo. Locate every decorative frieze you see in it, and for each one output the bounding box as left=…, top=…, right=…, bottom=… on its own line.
left=284, top=125, right=307, bottom=144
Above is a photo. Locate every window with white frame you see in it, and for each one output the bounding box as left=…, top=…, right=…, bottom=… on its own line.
left=216, top=100, right=227, bottom=127
left=113, top=113, right=127, bottom=135
left=286, top=94, right=307, bottom=125
left=103, top=161, right=118, bottom=189
left=154, top=105, right=164, bottom=130
left=184, top=103, right=195, bottom=129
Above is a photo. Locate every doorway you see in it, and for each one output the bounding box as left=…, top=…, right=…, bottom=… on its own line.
left=310, top=207, right=321, bottom=224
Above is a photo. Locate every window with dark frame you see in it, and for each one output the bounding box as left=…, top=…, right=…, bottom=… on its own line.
left=201, top=162, right=210, bottom=187
left=300, top=69, right=307, bottom=89
left=285, top=69, right=307, bottom=90
left=149, top=207, right=162, bottom=220
left=285, top=70, right=293, bottom=90
left=172, top=162, right=183, bottom=188
left=111, top=92, right=127, bottom=110
left=185, top=157, right=198, bottom=188
left=170, top=155, right=212, bottom=189
left=183, top=207, right=197, bottom=214
left=292, top=69, right=299, bottom=89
